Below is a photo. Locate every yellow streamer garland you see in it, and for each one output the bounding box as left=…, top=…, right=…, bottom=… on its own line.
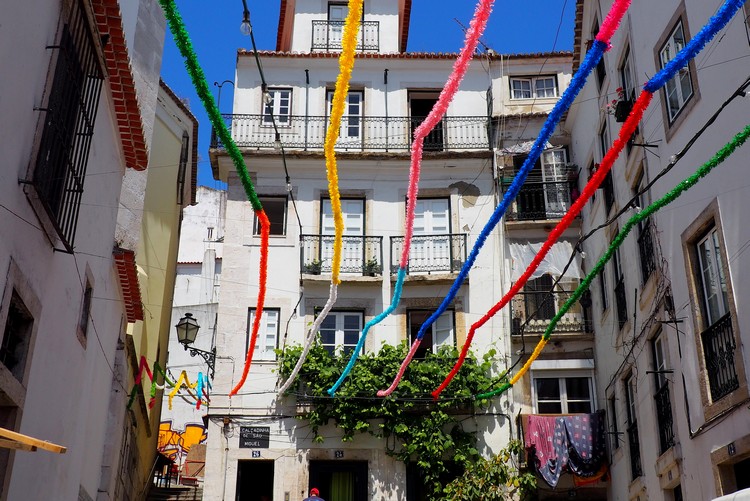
left=168, top=371, right=198, bottom=410
left=324, top=0, right=363, bottom=284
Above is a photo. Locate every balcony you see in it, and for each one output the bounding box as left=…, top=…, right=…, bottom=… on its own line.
left=501, top=180, right=577, bottom=222
left=390, top=234, right=467, bottom=274
left=300, top=235, right=383, bottom=277
left=212, top=114, right=490, bottom=152
left=311, top=20, right=380, bottom=52
left=510, top=287, right=592, bottom=336
left=637, top=219, right=657, bottom=284
left=627, top=421, right=642, bottom=480
left=654, top=384, right=675, bottom=454
left=701, top=313, right=739, bottom=401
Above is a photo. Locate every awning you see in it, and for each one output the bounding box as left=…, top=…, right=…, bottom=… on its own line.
left=500, top=140, right=553, bottom=155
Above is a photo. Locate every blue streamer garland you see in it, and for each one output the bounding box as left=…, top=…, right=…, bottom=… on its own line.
left=328, top=267, right=408, bottom=395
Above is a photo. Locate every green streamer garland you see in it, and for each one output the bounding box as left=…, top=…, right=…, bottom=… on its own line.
left=477, top=123, right=750, bottom=400
left=159, top=0, right=263, bottom=211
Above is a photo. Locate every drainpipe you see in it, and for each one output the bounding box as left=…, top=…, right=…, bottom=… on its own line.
left=384, top=69, right=389, bottom=152
left=304, top=69, right=310, bottom=150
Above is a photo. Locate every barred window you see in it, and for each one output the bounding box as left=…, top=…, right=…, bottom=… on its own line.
left=31, top=0, right=104, bottom=252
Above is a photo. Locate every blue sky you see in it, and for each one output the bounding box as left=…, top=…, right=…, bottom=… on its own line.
left=160, top=0, right=576, bottom=187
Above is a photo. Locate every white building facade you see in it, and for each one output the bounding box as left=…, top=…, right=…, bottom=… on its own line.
left=567, top=1, right=750, bottom=500
left=205, top=1, right=575, bottom=499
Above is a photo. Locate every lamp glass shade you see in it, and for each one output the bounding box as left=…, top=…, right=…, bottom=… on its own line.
left=176, top=313, right=200, bottom=346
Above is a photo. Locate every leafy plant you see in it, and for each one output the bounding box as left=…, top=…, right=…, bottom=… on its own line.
left=363, top=258, right=381, bottom=275
left=443, top=440, right=537, bottom=500
left=277, top=342, right=503, bottom=498
left=303, top=259, right=322, bottom=275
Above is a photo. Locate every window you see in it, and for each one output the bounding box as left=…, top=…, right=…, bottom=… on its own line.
left=533, top=375, right=594, bottom=414
left=510, top=76, right=558, bottom=99
left=408, top=310, right=454, bottom=359
left=262, top=88, right=291, bottom=125
left=599, top=266, right=608, bottom=311
left=319, top=311, right=362, bottom=356
left=609, top=395, right=620, bottom=450
left=255, top=196, right=287, bottom=236
left=695, top=226, right=738, bottom=401
left=247, top=308, right=280, bottom=361
left=659, top=20, right=694, bottom=123
left=673, top=485, right=683, bottom=501
left=652, top=332, right=675, bottom=453
left=78, top=281, right=92, bottom=342
left=612, top=245, right=628, bottom=329
left=634, top=174, right=656, bottom=283
left=619, top=46, right=636, bottom=102
left=30, top=0, right=104, bottom=252
left=592, top=19, right=607, bottom=88
left=624, top=374, right=642, bottom=479
left=0, top=292, right=34, bottom=382
left=588, top=160, right=596, bottom=202
left=327, top=90, right=362, bottom=141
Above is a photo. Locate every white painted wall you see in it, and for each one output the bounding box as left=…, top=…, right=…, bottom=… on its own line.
left=568, top=1, right=750, bottom=500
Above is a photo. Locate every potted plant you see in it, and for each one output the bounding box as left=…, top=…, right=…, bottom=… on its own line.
left=363, top=258, right=381, bottom=276
left=605, top=87, right=633, bottom=123
left=303, top=259, right=322, bottom=275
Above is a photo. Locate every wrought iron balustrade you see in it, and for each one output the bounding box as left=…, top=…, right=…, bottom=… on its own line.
left=637, top=219, right=656, bottom=283
left=300, top=234, right=383, bottom=276
left=211, top=114, right=490, bottom=152
left=510, top=289, right=590, bottom=335
left=311, top=20, right=380, bottom=52
left=654, top=384, right=675, bottom=454
left=390, top=234, right=467, bottom=274
left=627, top=422, right=642, bottom=480
left=501, top=181, right=575, bottom=221
left=701, top=313, right=739, bottom=401
left=614, top=278, right=628, bottom=329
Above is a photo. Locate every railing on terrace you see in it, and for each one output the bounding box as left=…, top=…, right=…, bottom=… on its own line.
left=627, top=421, right=642, bottom=480
left=311, top=20, right=380, bottom=52
left=501, top=181, right=576, bottom=221
left=212, top=114, right=490, bottom=152
left=300, top=235, right=383, bottom=276
left=390, top=234, right=467, bottom=274
left=702, top=313, right=739, bottom=401
left=510, top=289, right=591, bottom=335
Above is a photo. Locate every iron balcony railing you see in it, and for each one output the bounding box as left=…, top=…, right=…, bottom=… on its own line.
left=510, top=289, right=592, bottom=335
left=637, top=219, right=657, bottom=284
left=300, top=235, right=383, bottom=276
left=390, top=234, right=467, bottom=274
left=701, top=313, right=739, bottom=401
left=627, top=421, right=642, bottom=480
left=614, top=278, right=628, bottom=329
left=212, top=114, right=490, bottom=152
left=654, top=384, right=675, bottom=454
left=311, top=20, right=380, bottom=52
left=501, top=181, right=576, bottom=221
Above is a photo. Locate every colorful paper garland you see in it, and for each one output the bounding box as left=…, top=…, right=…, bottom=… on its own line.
left=277, top=0, right=364, bottom=396
left=476, top=122, right=750, bottom=400
left=328, top=0, right=496, bottom=397
left=432, top=0, right=747, bottom=398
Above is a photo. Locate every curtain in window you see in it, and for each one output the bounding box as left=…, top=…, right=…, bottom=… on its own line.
left=330, top=471, right=353, bottom=501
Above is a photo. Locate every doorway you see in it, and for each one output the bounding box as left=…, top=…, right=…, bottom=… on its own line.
left=236, top=460, right=274, bottom=501
left=409, top=91, right=443, bottom=151
left=309, top=460, right=368, bottom=501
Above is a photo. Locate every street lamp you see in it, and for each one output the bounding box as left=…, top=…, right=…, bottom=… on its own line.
left=240, top=0, right=252, bottom=35
left=211, top=80, right=234, bottom=147
left=175, top=313, right=216, bottom=379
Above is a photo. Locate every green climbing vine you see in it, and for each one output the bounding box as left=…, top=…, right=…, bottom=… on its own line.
left=278, top=342, right=506, bottom=498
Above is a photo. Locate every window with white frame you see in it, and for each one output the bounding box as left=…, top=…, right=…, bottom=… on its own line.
left=247, top=308, right=280, bottom=361
left=510, top=76, right=558, bottom=99
left=408, top=310, right=455, bottom=359
left=319, top=311, right=363, bottom=356
left=262, top=88, right=292, bottom=125
left=533, top=373, right=594, bottom=414
left=659, top=20, right=694, bottom=123
left=696, top=228, right=730, bottom=327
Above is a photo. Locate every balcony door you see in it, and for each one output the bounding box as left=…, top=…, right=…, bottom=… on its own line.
left=541, top=149, right=570, bottom=218
left=327, top=3, right=348, bottom=47
left=327, top=90, right=363, bottom=148
left=409, top=91, right=443, bottom=151
left=322, top=199, right=364, bottom=274
left=410, top=199, right=450, bottom=273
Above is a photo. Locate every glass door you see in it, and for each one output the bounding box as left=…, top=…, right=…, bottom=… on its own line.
left=322, top=199, right=364, bottom=273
